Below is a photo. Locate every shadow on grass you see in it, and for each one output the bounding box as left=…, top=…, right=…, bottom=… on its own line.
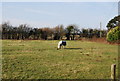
left=64, top=48, right=82, bottom=50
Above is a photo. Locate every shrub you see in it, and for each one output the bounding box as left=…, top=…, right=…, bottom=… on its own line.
left=106, top=26, right=120, bottom=42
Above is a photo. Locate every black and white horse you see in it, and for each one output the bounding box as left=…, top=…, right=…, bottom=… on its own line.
left=57, top=40, right=66, bottom=49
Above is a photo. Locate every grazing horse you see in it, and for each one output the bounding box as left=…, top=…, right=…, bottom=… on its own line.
left=57, top=40, right=66, bottom=49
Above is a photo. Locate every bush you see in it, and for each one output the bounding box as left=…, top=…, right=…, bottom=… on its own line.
left=106, top=26, right=120, bottom=42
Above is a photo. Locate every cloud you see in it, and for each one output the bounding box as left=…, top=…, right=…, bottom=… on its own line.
left=26, top=9, right=60, bottom=17
left=2, top=18, right=57, bottom=28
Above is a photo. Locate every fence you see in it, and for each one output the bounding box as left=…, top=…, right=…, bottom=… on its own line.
left=111, top=64, right=117, bottom=81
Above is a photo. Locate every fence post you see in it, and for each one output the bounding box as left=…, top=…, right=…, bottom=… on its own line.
left=111, top=64, right=116, bottom=81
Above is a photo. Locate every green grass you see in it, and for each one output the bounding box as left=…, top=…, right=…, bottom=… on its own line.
left=2, top=40, right=118, bottom=79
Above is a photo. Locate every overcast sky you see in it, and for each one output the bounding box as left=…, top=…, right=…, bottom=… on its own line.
left=2, top=2, right=118, bottom=29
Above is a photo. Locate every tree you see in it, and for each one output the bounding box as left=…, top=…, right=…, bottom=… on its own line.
left=2, top=22, right=13, bottom=39
left=81, top=28, right=88, bottom=37
left=107, top=15, right=120, bottom=30
left=41, top=27, right=52, bottom=40
left=106, top=26, right=120, bottom=42
left=88, top=28, right=94, bottom=38
left=18, top=24, right=30, bottom=40
left=53, top=25, right=65, bottom=40
left=66, top=24, right=79, bottom=40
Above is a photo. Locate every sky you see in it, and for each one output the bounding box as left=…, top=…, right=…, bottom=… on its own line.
left=1, top=0, right=119, bottom=2
left=2, top=2, right=118, bottom=30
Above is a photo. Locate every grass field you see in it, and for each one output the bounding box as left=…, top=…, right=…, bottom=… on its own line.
left=2, top=40, right=118, bottom=79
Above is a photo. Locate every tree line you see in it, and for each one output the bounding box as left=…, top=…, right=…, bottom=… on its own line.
left=1, top=22, right=107, bottom=40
